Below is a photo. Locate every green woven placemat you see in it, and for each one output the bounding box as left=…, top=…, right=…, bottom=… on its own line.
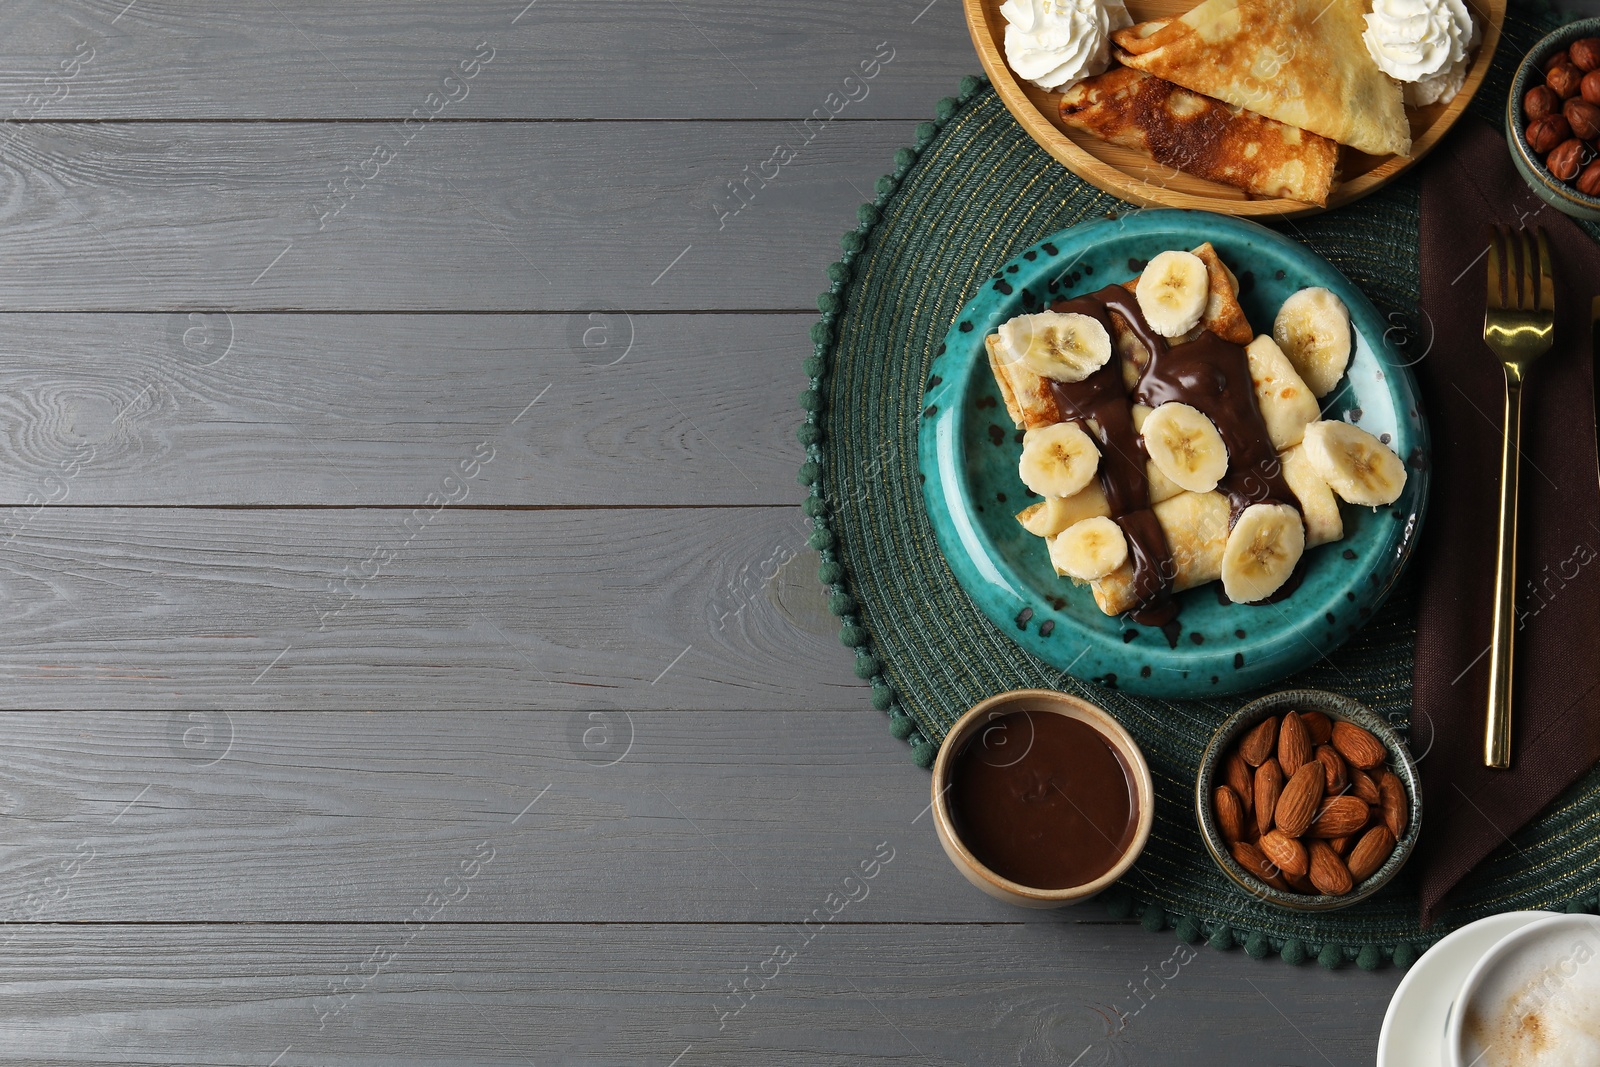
left=799, top=5, right=1600, bottom=969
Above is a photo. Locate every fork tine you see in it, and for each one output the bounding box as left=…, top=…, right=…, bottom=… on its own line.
left=1486, top=225, right=1505, bottom=310
left=1517, top=228, right=1536, bottom=312
left=1535, top=227, right=1556, bottom=314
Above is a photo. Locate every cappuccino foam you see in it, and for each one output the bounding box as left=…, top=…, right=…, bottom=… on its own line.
left=1461, top=924, right=1600, bottom=1067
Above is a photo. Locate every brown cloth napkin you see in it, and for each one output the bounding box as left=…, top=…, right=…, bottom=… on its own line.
left=1413, top=117, right=1600, bottom=926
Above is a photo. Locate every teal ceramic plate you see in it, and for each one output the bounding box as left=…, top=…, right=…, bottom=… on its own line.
left=917, top=210, right=1429, bottom=697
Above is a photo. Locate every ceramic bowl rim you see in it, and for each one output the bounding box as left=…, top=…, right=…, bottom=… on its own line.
left=1194, top=688, right=1423, bottom=912
left=931, top=688, right=1156, bottom=903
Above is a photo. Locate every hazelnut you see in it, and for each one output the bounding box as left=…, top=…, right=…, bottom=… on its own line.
left=1549, top=62, right=1585, bottom=100
left=1547, top=138, right=1586, bottom=180
left=1579, top=160, right=1600, bottom=197
left=1527, top=113, right=1572, bottom=154
left=1565, top=99, right=1600, bottom=139
left=1527, top=84, right=1562, bottom=120
left=1545, top=49, right=1572, bottom=73
left=1572, top=37, right=1600, bottom=72
left=1584, top=69, right=1600, bottom=105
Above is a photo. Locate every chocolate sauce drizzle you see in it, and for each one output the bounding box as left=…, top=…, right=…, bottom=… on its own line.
left=1043, top=284, right=1301, bottom=625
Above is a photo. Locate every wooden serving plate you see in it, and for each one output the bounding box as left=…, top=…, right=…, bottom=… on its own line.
left=963, top=0, right=1506, bottom=217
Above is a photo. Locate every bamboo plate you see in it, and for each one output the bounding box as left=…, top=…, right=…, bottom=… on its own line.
left=963, top=0, right=1506, bottom=218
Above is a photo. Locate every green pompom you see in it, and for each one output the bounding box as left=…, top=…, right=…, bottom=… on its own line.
left=853, top=653, right=879, bottom=680
left=1174, top=916, right=1202, bottom=944
left=802, top=495, right=828, bottom=518
left=802, top=355, right=824, bottom=378
left=1280, top=939, right=1308, bottom=965
left=839, top=622, right=866, bottom=648
left=1208, top=924, right=1234, bottom=951
left=1244, top=932, right=1271, bottom=960
left=840, top=230, right=865, bottom=253
left=910, top=739, right=937, bottom=768
left=817, top=292, right=840, bottom=316
left=797, top=424, right=823, bottom=449
left=875, top=175, right=897, bottom=197
left=1356, top=944, right=1385, bottom=972
left=857, top=203, right=880, bottom=226
left=888, top=714, right=916, bottom=740
left=817, top=559, right=843, bottom=584
left=870, top=684, right=892, bottom=711
left=934, top=96, right=958, bottom=121
left=826, top=260, right=850, bottom=285
left=807, top=526, right=834, bottom=551
left=914, top=121, right=937, bottom=146
left=894, top=147, right=916, bottom=171
left=1101, top=885, right=1134, bottom=919
left=1391, top=942, right=1419, bottom=970
left=1318, top=944, right=1345, bottom=970
left=798, top=461, right=820, bottom=487
left=1140, top=906, right=1166, bottom=933
left=828, top=591, right=855, bottom=615
left=958, top=74, right=982, bottom=99
left=800, top=388, right=822, bottom=412
left=809, top=321, right=832, bottom=345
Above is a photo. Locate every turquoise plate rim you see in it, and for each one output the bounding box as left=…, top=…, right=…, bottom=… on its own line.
left=916, top=209, right=1430, bottom=698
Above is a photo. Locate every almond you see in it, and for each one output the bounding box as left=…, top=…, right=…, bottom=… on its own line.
left=1331, top=721, right=1386, bottom=770
left=1230, top=841, right=1290, bottom=891
left=1238, top=715, right=1279, bottom=766
left=1347, top=825, right=1396, bottom=882
left=1259, top=829, right=1309, bottom=877
left=1275, top=763, right=1325, bottom=837
left=1285, top=870, right=1319, bottom=895
left=1309, top=795, right=1370, bottom=838
left=1224, top=752, right=1253, bottom=816
left=1350, top=768, right=1381, bottom=805
left=1379, top=770, right=1408, bottom=839
left=1254, top=758, right=1284, bottom=838
left=1279, top=711, right=1313, bottom=777
left=1301, top=710, right=1333, bottom=746
left=1214, top=785, right=1247, bottom=843
left=1328, top=835, right=1352, bottom=856
left=1308, top=840, right=1354, bottom=895
left=1315, top=744, right=1348, bottom=795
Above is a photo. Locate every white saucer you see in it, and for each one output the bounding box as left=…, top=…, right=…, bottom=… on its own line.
left=1378, top=911, right=1559, bottom=1067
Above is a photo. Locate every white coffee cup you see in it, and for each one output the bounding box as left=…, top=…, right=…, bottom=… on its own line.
left=1445, top=913, right=1600, bottom=1067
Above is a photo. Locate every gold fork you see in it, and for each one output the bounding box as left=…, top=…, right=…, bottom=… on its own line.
left=1482, top=225, right=1556, bottom=770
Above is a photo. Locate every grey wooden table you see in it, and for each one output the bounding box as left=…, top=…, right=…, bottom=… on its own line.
left=3, top=1, right=1594, bottom=1063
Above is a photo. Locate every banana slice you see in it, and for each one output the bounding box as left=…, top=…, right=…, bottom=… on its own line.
left=1141, top=402, right=1230, bottom=494
left=1273, top=288, right=1352, bottom=398
left=1301, top=420, right=1407, bottom=506
left=1018, top=422, right=1100, bottom=499
left=1016, top=496, right=1079, bottom=539
left=1279, top=443, right=1343, bottom=547
left=1049, top=517, right=1129, bottom=581
left=1134, top=250, right=1209, bottom=337
left=996, top=311, right=1113, bottom=383
left=1221, top=503, right=1306, bottom=604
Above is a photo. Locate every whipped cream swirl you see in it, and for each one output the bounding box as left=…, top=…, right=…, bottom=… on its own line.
left=999, top=0, right=1132, bottom=93
left=1363, top=0, right=1478, bottom=104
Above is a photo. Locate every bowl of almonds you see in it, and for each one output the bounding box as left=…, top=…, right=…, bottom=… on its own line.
left=1508, top=18, right=1600, bottom=222
left=1195, top=689, right=1421, bottom=912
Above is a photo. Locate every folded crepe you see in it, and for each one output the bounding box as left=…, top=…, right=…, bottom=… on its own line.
left=988, top=242, right=1251, bottom=431
left=1112, top=0, right=1411, bottom=157
left=1058, top=67, right=1339, bottom=206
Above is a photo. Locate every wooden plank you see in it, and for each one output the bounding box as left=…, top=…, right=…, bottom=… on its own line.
left=0, top=708, right=961, bottom=922
left=0, top=0, right=972, bottom=119
left=0, top=120, right=902, bottom=310
left=0, top=922, right=1395, bottom=1065
left=0, top=507, right=862, bottom=710
left=0, top=313, right=812, bottom=505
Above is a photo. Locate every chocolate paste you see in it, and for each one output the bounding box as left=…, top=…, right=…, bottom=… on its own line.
left=1042, top=284, right=1302, bottom=624
left=949, top=710, right=1138, bottom=889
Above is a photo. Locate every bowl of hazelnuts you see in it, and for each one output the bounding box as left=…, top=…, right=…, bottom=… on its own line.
left=1509, top=19, right=1600, bottom=221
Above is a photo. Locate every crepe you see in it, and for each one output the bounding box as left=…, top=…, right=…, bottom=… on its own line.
left=1058, top=67, right=1339, bottom=206
left=1112, top=0, right=1411, bottom=157
left=988, top=242, right=1252, bottom=431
